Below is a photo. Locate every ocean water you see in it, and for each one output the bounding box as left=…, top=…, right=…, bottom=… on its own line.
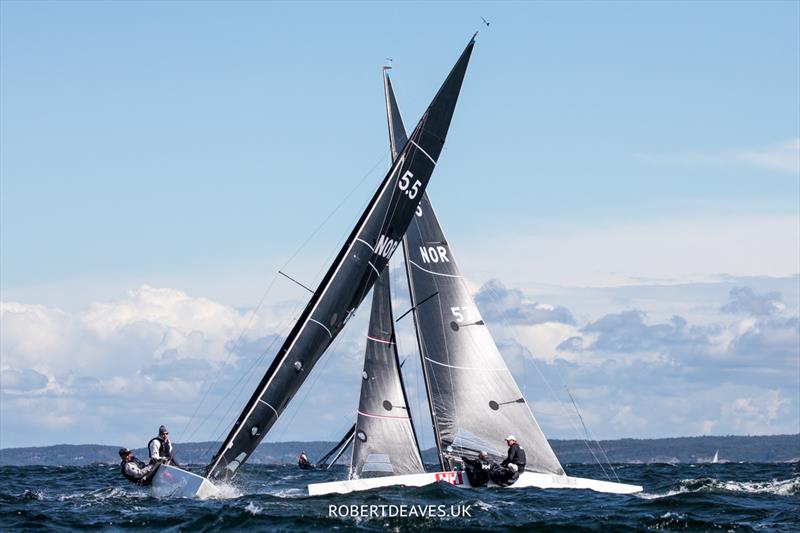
left=1, top=463, right=797, bottom=531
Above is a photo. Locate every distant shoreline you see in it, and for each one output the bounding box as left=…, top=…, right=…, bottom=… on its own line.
left=1, top=434, right=797, bottom=467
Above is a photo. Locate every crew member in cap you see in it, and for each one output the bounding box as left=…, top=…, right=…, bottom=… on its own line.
left=119, top=447, right=157, bottom=485
left=491, top=435, right=526, bottom=486
left=148, top=425, right=176, bottom=465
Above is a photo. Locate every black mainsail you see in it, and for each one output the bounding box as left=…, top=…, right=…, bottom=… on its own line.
left=349, top=267, right=424, bottom=478
left=385, top=72, right=565, bottom=475
left=206, top=36, right=476, bottom=481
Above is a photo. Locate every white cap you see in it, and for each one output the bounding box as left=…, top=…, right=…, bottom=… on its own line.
left=505, top=435, right=516, bottom=441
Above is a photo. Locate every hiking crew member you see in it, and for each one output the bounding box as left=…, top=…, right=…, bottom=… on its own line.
left=148, top=425, right=175, bottom=465
left=298, top=451, right=313, bottom=469
left=462, top=451, right=491, bottom=487
left=119, top=448, right=157, bottom=485
left=491, top=435, right=526, bottom=486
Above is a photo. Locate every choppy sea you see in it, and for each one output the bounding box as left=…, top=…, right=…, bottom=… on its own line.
left=1, top=463, right=797, bottom=531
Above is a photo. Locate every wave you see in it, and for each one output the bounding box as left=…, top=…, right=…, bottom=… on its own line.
left=640, top=476, right=799, bottom=499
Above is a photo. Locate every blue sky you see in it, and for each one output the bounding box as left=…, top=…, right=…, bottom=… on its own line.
left=1, top=1, right=798, bottom=450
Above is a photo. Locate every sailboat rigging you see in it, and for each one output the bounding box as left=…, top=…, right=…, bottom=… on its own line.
left=150, top=34, right=478, bottom=498
left=306, top=48, right=642, bottom=497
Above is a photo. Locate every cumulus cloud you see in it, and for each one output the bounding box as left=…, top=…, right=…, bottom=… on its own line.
left=722, top=287, right=785, bottom=316
left=0, top=285, right=307, bottom=448
left=1, top=278, right=798, bottom=448
left=475, top=279, right=576, bottom=325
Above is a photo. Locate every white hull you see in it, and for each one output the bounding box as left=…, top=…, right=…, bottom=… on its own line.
left=151, top=464, right=221, bottom=499
left=308, top=470, right=642, bottom=496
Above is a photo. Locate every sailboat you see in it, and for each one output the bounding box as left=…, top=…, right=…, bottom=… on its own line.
left=712, top=450, right=720, bottom=463
left=306, top=58, right=642, bottom=497
left=149, top=34, right=477, bottom=499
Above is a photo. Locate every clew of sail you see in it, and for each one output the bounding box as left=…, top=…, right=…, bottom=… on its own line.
left=349, top=268, right=425, bottom=479
left=385, top=78, right=565, bottom=476
left=205, top=36, right=476, bottom=481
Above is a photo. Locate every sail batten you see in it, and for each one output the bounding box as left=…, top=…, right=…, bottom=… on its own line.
left=205, top=37, right=475, bottom=481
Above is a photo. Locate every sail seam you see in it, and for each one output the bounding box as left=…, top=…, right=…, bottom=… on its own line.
left=424, top=356, right=508, bottom=372
left=358, top=410, right=411, bottom=420
left=257, top=399, right=279, bottom=415
left=366, top=335, right=394, bottom=345
left=410, top=140, right=437, bottom=165
left=367, top=261, right=381, bottom=276
left=356, top=238, right=374, bottom=251
left=309, top=318, right=333, bottom=338
left=409, top=260, right=463, bottom=278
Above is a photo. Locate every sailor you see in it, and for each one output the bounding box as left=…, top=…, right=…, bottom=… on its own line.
left=298, top=451, right=313, bottom=469
left=502, top=435, right=526, bottom=473
left=462, top=451, right=491, bottom=487
left=490, top=435, right=526, bottom=486
left=148, top=425, right=175, bottom=465
left=119, top=448, right=157, bottom=485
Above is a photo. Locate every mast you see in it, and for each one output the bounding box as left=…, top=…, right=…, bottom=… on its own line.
left=384, top=68, right=446, bottom=470
left=386, top=48, right=563, bottom=476
left=206, top=36, right=476, bottom=481
left=402, top=239, right=447, bottom=470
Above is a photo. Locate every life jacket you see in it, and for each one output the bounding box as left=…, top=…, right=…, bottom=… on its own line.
left=120, top=459, right=146, bottom=485
left=513, top=445, right=527, bottom=470
left=507, top=443, right=526, bottom=470
left=149, top=436, right=173, bottom=460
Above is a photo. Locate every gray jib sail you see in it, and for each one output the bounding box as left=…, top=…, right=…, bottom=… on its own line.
left=349, top=268, right=424, bottom=479
left=205, top=36, right=476, bottom=481
left=386, top=76, right=565, bottom=476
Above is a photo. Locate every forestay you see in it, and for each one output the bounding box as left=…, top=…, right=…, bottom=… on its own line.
left=206, top=36, right=476, bottom=482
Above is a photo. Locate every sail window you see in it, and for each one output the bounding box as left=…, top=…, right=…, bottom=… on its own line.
left=382, top=400, right=393, bottom=411
left=357, top=430, right=367, bottom=442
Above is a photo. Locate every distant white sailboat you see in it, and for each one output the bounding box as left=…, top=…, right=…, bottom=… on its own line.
left=712, top=449, right=720, bottom=463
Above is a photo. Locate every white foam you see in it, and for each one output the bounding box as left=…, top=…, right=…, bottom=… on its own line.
left=244, top=501, right=262, bottom=515
left=210, top=482, right=243, bottom=499
left=637, top=476, right=799, bottom=499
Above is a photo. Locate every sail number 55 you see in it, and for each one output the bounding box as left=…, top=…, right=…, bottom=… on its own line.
left=398, top=170, right=422, bottom=199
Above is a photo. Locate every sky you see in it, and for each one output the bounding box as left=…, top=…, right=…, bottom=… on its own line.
left=1, top=1, right=798, bottom=451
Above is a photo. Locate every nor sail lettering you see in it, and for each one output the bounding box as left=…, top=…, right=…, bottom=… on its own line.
left=375, top=235, right=399, bottom=259
left=419, top=246, right=450, bottom=264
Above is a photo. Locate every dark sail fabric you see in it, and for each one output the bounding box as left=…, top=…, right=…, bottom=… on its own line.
left=403, top=195, right=564, bottom=475
left=316, top=423, right=355, bottom=468
left=206, top=37, right=476, bottom=481
left=350, top=268, right=424, bottom=479
left=384, top=70, right=409, bottom=158
left=384, top=73, right=565, bottom=476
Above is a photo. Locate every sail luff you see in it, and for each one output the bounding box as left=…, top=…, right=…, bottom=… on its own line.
left=401, top=238, right=448, bottom=470
left=383, top=69, right=425, bottom=467
left=384, top=69, right=446, bottom=470
left=206, top=37, right=476, bottom=481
